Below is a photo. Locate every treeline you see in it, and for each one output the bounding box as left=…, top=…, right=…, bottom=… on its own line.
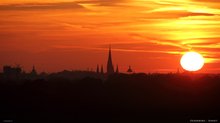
left=0, top=73, right=220, bottom=123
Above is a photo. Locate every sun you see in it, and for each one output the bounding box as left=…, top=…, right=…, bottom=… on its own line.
left=180, top=51, right=205, bottom=72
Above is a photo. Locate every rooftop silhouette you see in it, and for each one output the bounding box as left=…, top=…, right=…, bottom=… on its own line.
left=0, top=47, right=219, bottom=123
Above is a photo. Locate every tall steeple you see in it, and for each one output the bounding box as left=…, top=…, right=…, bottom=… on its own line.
left=107, top=45, right=114, bottom=75
left=127, top=66, right=133, bottom=73
left=31, top=65, right=37, bottom=75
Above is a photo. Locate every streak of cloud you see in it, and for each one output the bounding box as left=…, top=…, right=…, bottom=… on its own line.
left=0, top=2, right=85, bottom=10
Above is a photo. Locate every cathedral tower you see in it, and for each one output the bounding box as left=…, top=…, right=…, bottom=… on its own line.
left=107, top=45, right=114, bottom=75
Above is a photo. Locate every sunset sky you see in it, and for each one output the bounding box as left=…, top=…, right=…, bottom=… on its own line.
left=0, top=0, right=220, bottom=73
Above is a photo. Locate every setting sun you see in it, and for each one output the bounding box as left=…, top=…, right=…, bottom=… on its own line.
left=180, top=52, right=205, bottom=72
left=0, top=0, right=220, bottom=73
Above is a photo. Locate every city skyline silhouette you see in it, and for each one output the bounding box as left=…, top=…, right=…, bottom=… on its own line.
left=1, top=45, right=137, bottom=75
left=1, top=0, right=220, bottom=123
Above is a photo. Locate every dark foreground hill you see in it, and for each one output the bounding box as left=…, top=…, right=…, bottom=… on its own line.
left=0, top=73, right=220, bottom=123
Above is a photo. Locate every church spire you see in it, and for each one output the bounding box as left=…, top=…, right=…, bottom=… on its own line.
left=107, top=45, right=114, bottom=75
left=127, top=66, right=133, bottom=73
left=31, top=65, right=37, bottom=75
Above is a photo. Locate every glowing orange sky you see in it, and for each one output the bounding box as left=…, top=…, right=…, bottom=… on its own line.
left=0, top=0, right=220, bottom=73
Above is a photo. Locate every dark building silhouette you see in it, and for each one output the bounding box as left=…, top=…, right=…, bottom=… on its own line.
left=107, top=45, right=114, bottom=75
left=3, top=65, right=22, bottom=75
left=127, top=66, right=133, bottom=73
left=30, top=66, right=37, bottom=76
